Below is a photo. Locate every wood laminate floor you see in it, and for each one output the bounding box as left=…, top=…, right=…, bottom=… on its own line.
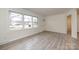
left=77, top=32, right=79, bottom=48
left=0, top=31, right=78, bottom=50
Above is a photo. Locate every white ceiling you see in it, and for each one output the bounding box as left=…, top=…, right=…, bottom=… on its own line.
left=25, top=8, right=71, bottom=17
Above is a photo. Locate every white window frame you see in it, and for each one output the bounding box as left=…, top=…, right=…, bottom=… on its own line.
left=32, top=16, right=38, bottom=28
left=9, top=11, right=38, bottom=30
left=24, top=15, right=33, bottom=29
left=9, top=11, right=24, bottom=30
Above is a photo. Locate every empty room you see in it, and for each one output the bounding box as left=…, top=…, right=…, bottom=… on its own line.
left=0, top=8, right=77, bottom=50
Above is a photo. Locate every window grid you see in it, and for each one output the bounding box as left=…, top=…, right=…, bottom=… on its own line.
left=24, top=15, right=33, bottom=29
left=32, top=17, right=38, bottom=28
left=9, top=12, right=23, bottom=30
left=9, top=12, right=38, bottom=30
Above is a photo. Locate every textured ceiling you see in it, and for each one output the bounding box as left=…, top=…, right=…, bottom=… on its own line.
left=25, top=8, right=71, bottom=17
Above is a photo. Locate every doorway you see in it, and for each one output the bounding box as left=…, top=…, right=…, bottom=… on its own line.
left=67, top=15, right=72, bottom=35
left=66, top=15, right=72, bottom=49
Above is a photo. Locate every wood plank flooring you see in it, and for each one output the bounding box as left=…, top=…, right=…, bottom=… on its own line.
left=77, top=32, right=79, bottom=49
left=0, top=31, right=77, bottom=50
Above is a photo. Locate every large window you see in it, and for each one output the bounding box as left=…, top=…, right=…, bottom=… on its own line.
left=9, top=12, right=38, bottom=30
left=24, top=15, right=32, bottom=29
left=9, top=12, right=23, bottom=30
left=33, top=17, right=38, bottom=28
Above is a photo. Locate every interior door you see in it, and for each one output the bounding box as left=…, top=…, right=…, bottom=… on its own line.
left=67, top=15, right=72, bottom=34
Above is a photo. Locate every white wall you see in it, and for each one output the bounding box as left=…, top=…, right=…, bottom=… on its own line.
left=0, top=8, right=44, bottom=45
left=45, top=9, right=77, bottom=39
left=77, top=14, right=79, bottom=32
left=67, top=9, right=77, bottom=39
left=0, top=9, right=9, bottom=45
left=45, top=14, right=67, bottom=34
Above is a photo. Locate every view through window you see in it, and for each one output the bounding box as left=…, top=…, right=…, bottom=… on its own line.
left=9, top=12, right=38, bottom=30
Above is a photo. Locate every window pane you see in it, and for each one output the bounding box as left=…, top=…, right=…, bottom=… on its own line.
left=9, top=25, right=23, bottom=30
left=24, top=15, right=32, bottom=29
left=9, top=12, right=23, bottom=30
left=24, top=25, right=32, bottom=29
left=33, top=17, right=37, bottom=22
left=33, top=24, right=38, bottom=28
left=24, top=22, right=32, bottom=29
left=24, top=15, right=32, bottom=22
left=33, top=17, right=38, bottom=28
left=10, top=12, right=22, bottom=21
